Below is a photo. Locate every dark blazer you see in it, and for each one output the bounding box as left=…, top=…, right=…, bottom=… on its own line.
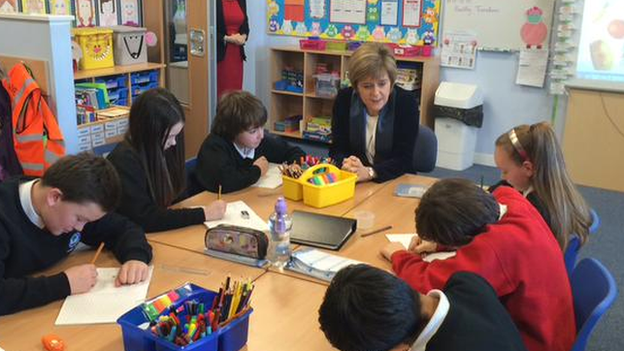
left=195, top=133, right=304, bottom=194
left=329, top=86, right=419, bottom=182
left=426, top=272, right=528, bottom=351
left=107, top=142, right=205, bottom=233
left=216, top=0, right=249, bottom=62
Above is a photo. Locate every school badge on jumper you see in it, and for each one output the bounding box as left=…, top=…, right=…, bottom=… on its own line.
left=67, top=232, right=82, bottom=253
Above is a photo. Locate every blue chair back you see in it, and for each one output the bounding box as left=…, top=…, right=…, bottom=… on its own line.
left=564, top=236, right=581, bottom=275
left=184, top=158, right=202, bottom=199
left=565, top=208, right=601, bottom=275
left=589, top=208, right=600, bottom=234
left=412, top=125, right=437, bottom=173
left=570, top=258, right=618, bottom=351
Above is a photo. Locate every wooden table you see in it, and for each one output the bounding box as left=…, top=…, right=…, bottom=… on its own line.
left=0, top=174, right=438, bottom=351
left=148, top=180, right=389, bottom=254
left=0, top=242, right=264, bottom=351
left=242, top=272, right=334, bottom=351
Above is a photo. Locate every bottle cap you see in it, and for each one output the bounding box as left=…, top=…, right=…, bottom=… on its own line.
left=275, top=196, right=288, bottom=215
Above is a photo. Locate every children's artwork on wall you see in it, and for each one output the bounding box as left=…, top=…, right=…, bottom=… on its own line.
left=98, top=0, right=119, bottom=26
left=119, top=0, right=142, bottom=27
left=50, top=0, right=70, bottom=15
left=0, top=0, right=18, bottom=13
left=74, top=0, right=95, bottom=27
left=267, top=0, right=440, bottom=47
left=284, top=0, right=304, bottom=22
left=21, top=0, right=46, bottom=14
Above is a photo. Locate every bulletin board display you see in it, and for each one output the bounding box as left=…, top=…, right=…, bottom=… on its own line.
left=267, top=0, right=441, bottom=46
left=441, top=0, right=555, bottom=51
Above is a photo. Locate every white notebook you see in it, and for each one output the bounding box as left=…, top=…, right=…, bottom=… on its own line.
left=385, top=234, right=456, bottom=262
left=55, top=266, right=153, bottom=325
left=287, top=248, right=362, bottom=282
left=204, top=200, right=268, bottom=232
left=252, top=163, right=283, bottom=189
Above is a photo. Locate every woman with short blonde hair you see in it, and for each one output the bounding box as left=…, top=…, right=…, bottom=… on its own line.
left=330, top=43, right=419, bottom=183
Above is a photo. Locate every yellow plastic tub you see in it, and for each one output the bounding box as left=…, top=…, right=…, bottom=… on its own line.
left=299, top=164, right=356, bottom=208
left=282, top=175, right=303, bottom=201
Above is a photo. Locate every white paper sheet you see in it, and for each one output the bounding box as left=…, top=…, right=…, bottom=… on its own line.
left=204, top=200, right=268, bottom=232
left=402, top=0, right=422, bottom=27
left=55, top=266, right=153, bottom=325
left=385, top=234, right=456, bottom=262
left=516, top=48, right=549, bottom=87
left=252, top=163, right=283, bottom=189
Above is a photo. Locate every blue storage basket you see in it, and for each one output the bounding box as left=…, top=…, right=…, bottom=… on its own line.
left=117, top=284, right=252, bottom=351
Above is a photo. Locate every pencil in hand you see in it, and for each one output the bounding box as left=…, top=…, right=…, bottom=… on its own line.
left=90, top=242, right=105, bottom=265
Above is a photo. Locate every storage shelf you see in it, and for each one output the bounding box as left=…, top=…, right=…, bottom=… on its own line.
left=271, top=129, right=332, bottom=144
left=271, top=89, right=304, bottom=97
left=74, top=62, right=166, bottom=80
left=305, top=93, right=337, bottom=100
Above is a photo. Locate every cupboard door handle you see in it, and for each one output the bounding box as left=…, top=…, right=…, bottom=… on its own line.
left=189, top=29, right=205, bottom=57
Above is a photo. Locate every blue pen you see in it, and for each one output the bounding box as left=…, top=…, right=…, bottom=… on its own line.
left=168, top=326, right=177, bottom=342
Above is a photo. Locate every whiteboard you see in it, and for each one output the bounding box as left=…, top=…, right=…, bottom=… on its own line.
left=442, top=0, right=555, bottom=51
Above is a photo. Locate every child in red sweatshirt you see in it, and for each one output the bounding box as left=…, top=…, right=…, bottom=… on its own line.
left=381, top=178, right=575, bottom=351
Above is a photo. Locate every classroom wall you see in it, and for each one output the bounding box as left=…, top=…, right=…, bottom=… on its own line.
left=0, top=14, right=78, bottom=154
left=242, top=2, right=560, bottom=166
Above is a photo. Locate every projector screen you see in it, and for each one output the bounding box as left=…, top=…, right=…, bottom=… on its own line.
left=573, top=0, right=624, bottom=91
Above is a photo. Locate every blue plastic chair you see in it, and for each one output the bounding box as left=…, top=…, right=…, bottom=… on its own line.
left=184, top=157, right=203, bottom=199
left=589, top=208, right=600, bottom=234
left=565, top=209, right=601, bottom=275
left=412, top=125, right=437, bottom=173
left=570, top=258, right=618, bottom=351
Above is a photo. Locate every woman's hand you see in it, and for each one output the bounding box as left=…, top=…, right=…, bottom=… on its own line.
left=342, top=156, right=372, bottom=182
left=225, top=33, right=247, bottom=45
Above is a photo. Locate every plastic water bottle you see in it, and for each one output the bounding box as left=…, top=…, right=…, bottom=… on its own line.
left=268, top=197, right=292, bottom=270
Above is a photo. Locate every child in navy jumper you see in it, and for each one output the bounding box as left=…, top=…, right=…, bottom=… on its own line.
left=0, top=153, right=152, bottom=315
left=195, top=91, right=304, bottom=193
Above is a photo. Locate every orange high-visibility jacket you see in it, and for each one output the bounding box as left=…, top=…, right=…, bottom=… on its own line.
left=2, top=63, right=65, bottom=176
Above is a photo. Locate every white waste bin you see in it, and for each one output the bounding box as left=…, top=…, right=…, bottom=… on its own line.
left=433, top=82, right=484, bottom=171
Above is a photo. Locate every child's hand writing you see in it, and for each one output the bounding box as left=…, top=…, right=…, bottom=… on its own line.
left=254, top=156, right=269, bottom=176
left=408, top=235, right=438, bottom=256
left=203, top=200, right=227, bottom=221
left=115, top=260, right=149, bottom=287
left=65, top=264, right=97, bottom=294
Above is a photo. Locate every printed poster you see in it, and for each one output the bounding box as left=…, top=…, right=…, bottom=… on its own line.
left=309, top=0, right=325, bottom=19
left=74, top=0, right=95, bottom=26
left=441, top=30, right=478, bottom=69
left=120, top=0, right=141, bottom=26
left=402, top=0, right=421, bottom=27
left=380, top=0, right=398, bottom=26
left=330, top=0, right=366, bottom=24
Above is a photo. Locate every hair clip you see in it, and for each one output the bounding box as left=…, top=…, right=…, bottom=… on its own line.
left=508, top=128, right=528, bottom=162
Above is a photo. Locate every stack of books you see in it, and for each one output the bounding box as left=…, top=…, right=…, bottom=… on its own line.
left=303, top=116, right=332, bottom=143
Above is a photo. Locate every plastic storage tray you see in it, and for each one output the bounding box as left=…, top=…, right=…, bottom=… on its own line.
left=73, top=28, right=115, bottom=70
left=118, top=284, right=252, bottom=351
left=283, top=164, right=356, bottom=208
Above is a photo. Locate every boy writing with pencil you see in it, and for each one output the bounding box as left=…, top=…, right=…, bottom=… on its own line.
left=0, top=153, right=153, bottom=316
left=318, top=264, right=527, bottom=351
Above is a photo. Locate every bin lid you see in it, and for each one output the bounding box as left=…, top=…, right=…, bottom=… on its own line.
left=434, top=82, right=483, bottom=109
left=106, top=25, right=147, bottom=33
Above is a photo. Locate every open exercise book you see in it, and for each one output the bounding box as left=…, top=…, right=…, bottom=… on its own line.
left=55, top=266, right=154, bottom=325
left=287, top=248, right=362, bottom=282
left=385, top=234, right=456, bottom=262
left=204, top=201, right=268, bottom=232
left=252, top=163, right=283, bottom=189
